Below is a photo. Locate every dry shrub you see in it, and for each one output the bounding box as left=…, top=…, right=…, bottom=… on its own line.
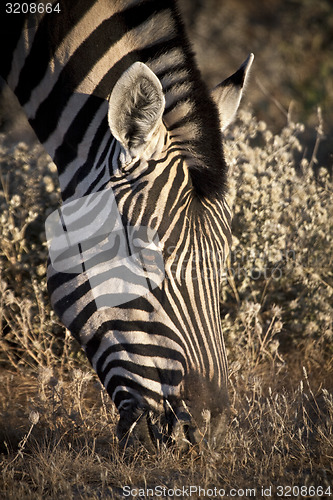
left=223, top=109, right=333, bottom=359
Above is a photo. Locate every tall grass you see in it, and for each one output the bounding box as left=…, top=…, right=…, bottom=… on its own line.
left=0, top=112, right=332, bottom=499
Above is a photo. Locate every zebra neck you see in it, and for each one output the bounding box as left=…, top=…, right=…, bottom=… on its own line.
left=1, top=0, right=227, bottom=198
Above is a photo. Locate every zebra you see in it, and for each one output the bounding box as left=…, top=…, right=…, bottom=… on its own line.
left=1, top=0, right=253, bottom=450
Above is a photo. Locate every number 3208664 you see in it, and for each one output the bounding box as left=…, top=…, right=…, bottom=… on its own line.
left=5, top=3, right=61, bottom=14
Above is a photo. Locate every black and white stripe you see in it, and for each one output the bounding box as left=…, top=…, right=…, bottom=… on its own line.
left=1, top=0, right=253, bottom=447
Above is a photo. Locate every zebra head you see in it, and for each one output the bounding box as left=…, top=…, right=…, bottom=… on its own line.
left=50, top=55, right=252, bottom=451
left=1, top=0, right=253, bottom=452
left=47, top=54, right=253, bottom=451
left=108, top=55, right=254, bottom=181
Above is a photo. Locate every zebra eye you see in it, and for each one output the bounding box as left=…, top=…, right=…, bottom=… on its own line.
left=132, top=237, right=160, bottom=265
left=132, top=237, right=159, bottom=251
left=132, top=237, right=147, bottom=250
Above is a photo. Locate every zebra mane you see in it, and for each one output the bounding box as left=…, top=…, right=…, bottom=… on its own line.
left=150, top=0, right=228, bottom=198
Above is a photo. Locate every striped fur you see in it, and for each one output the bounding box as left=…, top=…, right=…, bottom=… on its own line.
left=1, top=0, right=252, bottom=448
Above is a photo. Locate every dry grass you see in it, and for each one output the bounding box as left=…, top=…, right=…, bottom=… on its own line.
left=0, top=361, right=332, bottom=498
left=0, top=111, right=332, bottom=498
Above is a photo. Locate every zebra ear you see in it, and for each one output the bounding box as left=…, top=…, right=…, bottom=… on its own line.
left=108, top=62, right=165, bottom=162
left=211, top=53, right=254, bottom=131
